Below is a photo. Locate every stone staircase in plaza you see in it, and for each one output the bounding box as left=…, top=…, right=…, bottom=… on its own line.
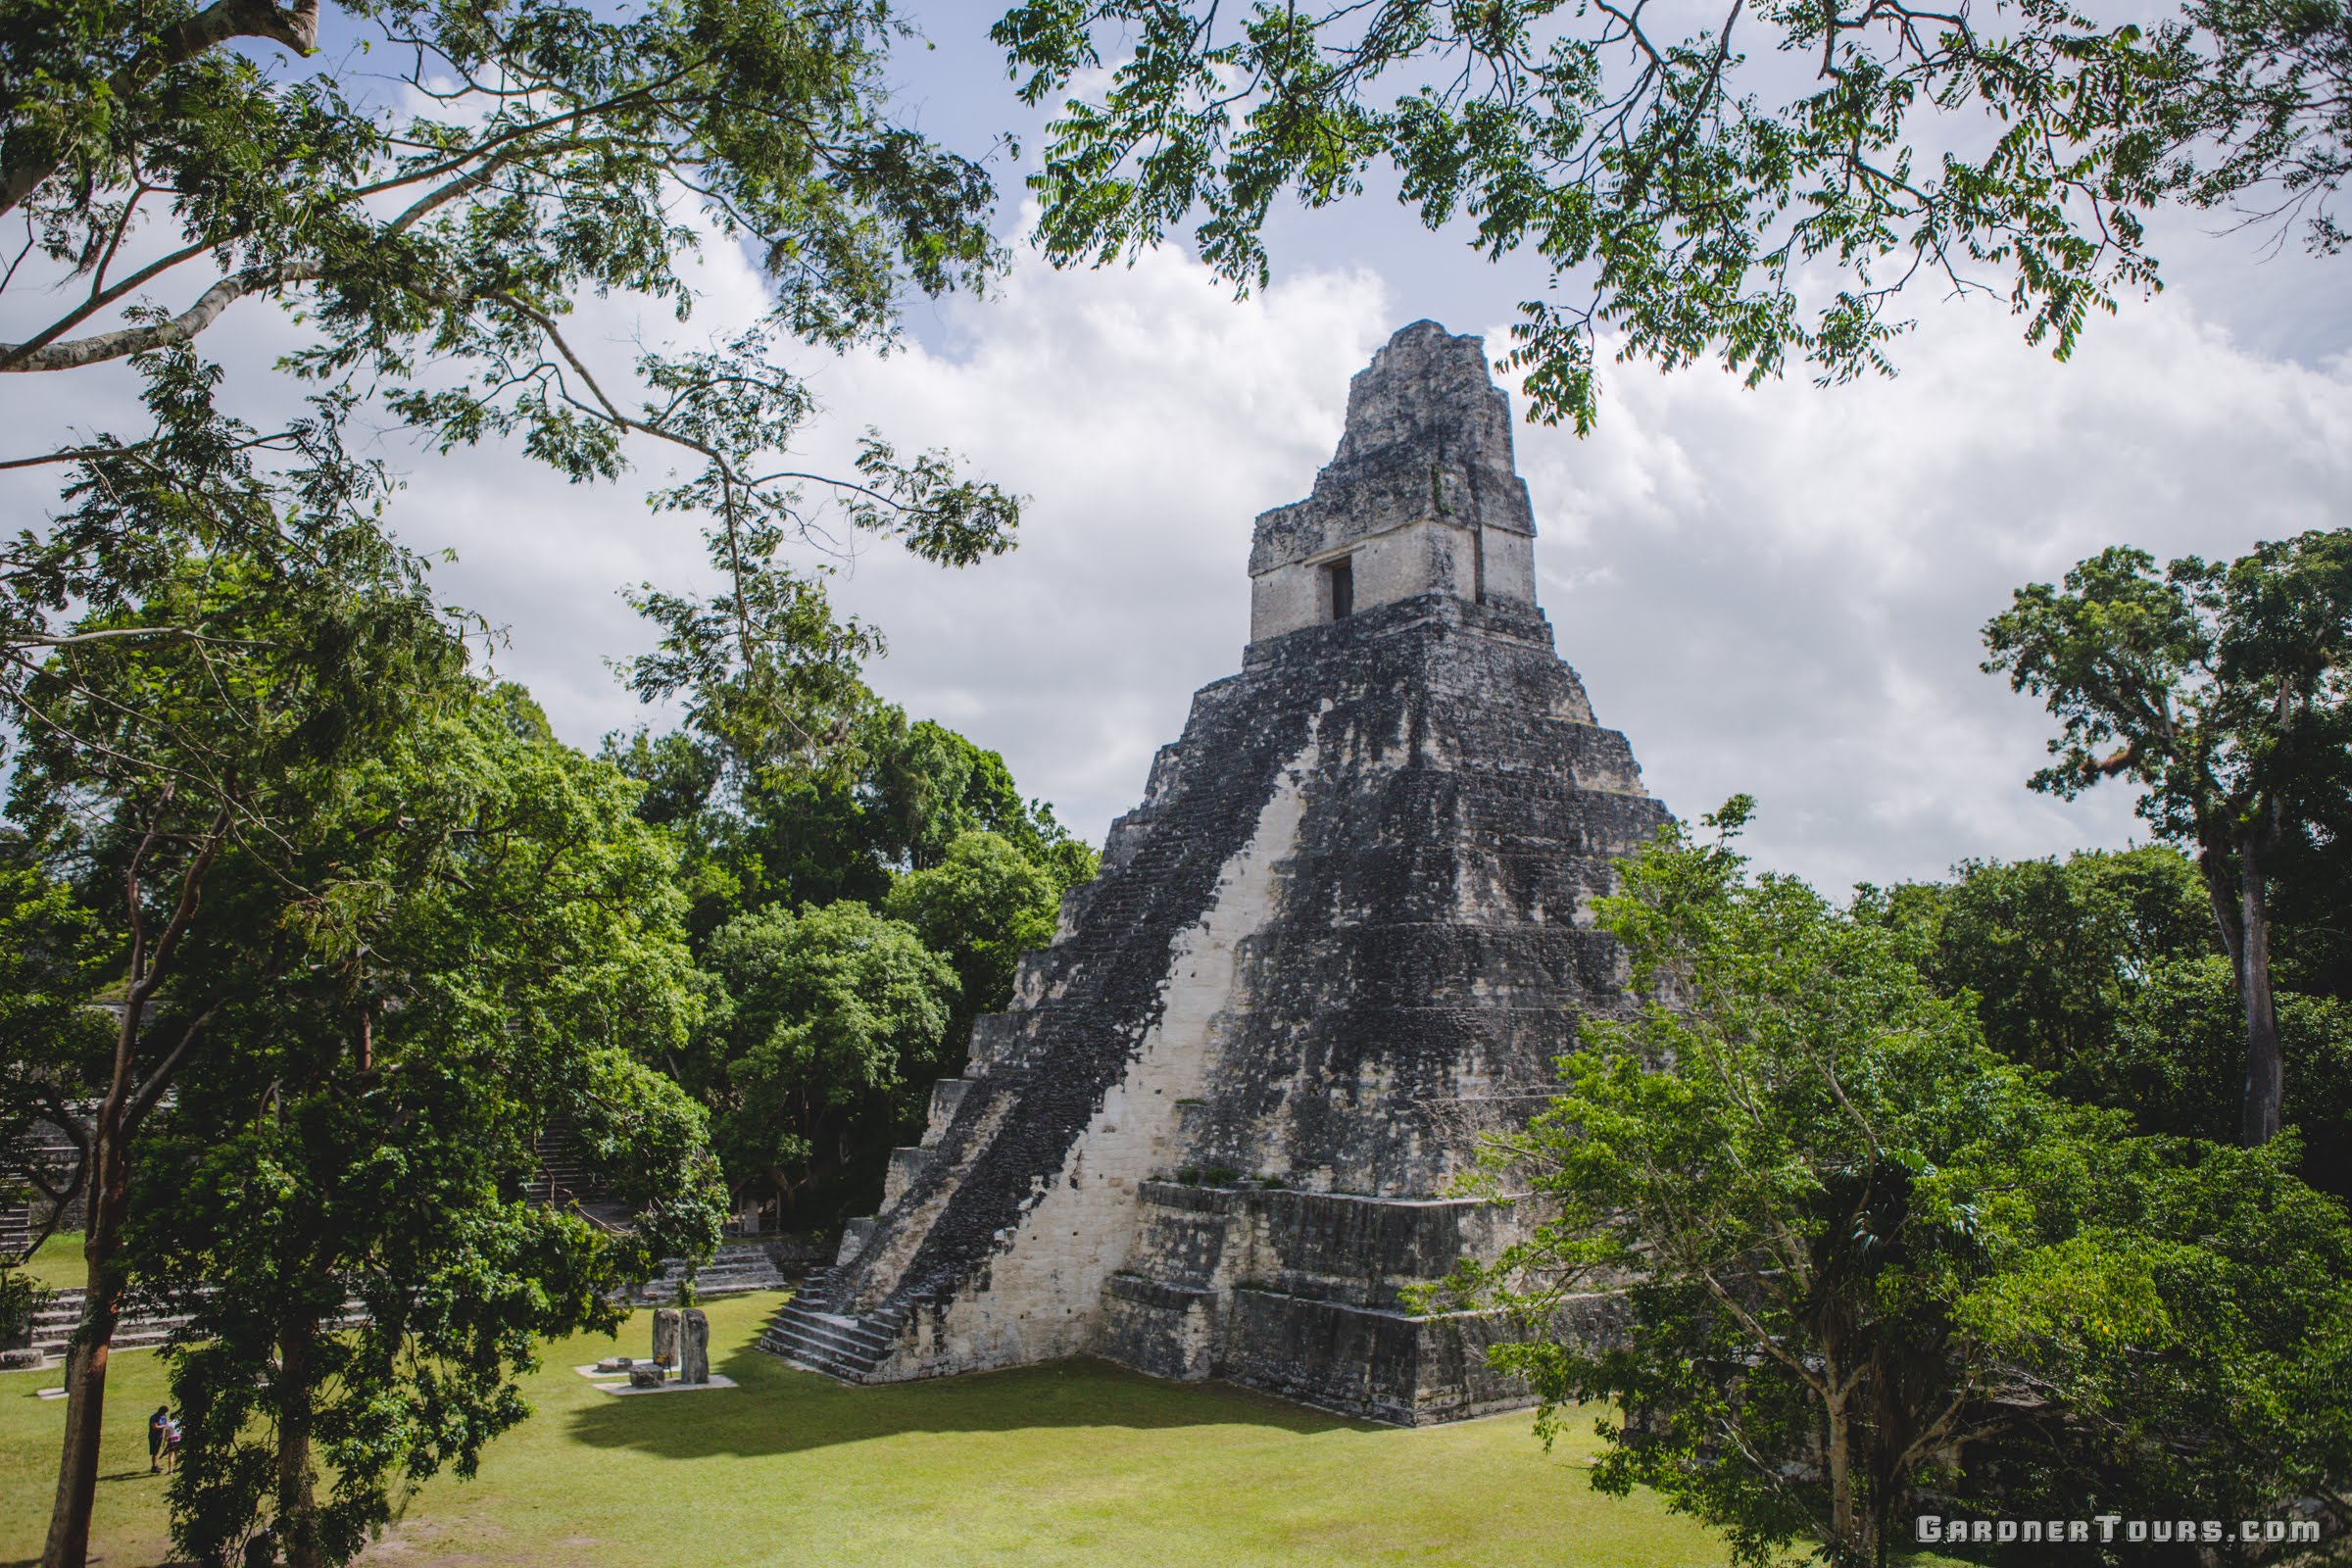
left=18, top=1291, right=368, bottom=1369
left=756, top=1270, right=912, bottom=1382
left=8, top=1244, right=801, bottom=1371
left=529, top=1121, right=634, bottom=1234
left=622, top=1240, right=797, bottom=1304
left=0, top=1207, right=32, bottom=1262
left=23, top=1293, right=193, bottom=1366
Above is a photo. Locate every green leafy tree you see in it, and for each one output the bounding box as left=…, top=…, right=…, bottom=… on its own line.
left=885, top=828, right=1077, bottom=1049
left=990, top=0, right=2352, bottom=433
left=691, top=899, right=956, bottom=1222
left=6, top=517, right=457, bottom=1568
left=1871, top=847, right=2352, bottom=1195
left=2, top=0, right=1020, bottom=782
left=1445, top=801, right=2352, bottom=1567
left=609, top=702, right=1095, bottom=934
left=608, top=709, right=1095, bottom=1226
left=1983, top=529, right=2352, bottom=1145
left=990, top=0, right=2208, bottom=434
left=122, top=685, right=721, bottom=1568
left=0, top=854, right=112, bottom=1348
left=0, top=853, right=116, bottom=1263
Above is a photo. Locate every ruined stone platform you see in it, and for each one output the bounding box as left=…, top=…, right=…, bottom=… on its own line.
left=760, top=321, right=1667, bottom=1423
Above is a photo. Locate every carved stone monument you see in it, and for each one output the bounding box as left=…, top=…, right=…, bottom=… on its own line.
left=680, top=1308, right=710, bottom=1384
left=760, top=320, right=1668, bottom=1423
left=651, top=1306, right=680, bottom=1372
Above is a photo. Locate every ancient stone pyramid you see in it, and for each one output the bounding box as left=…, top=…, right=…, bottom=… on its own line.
left=760, top=319, right=1670, bottom=1423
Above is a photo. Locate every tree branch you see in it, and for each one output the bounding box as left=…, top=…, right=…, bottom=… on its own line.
left=0, top=0, right=322, bottom=220
left=0, top=263, right=321, bottom=372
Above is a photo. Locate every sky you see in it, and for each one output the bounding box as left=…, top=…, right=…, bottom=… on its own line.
left=8, top=5, right=2350, bottom=894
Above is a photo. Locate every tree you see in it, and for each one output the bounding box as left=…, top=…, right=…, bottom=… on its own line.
left=988, top=0, right=2352, bottom=433
left=6, top=518, right=459, bottom=1568
left=1868, top=847, right=2352, bottom=1196
left=607, top=700, right=1095, bottom=935
left=124, top=685, right=722, bottom=1568
left=608, top=706, right=1095, bottom=1226
left=884, top=828, right=1069, bottom=1049
left=1983, top=530, right=2352, bottom=1145
left=991, top=0, right=2203, bottom=434
left=2168, top=0, right=2352, bottom=251
left=1444, top=801, right=2352, bottom=1567
left=2, top=0, right=1020, bottom=773
left=0, top=852, right=116, bottom=1263
left=0, top=852, right=112, bottom=1360
left=690, top=899, right=956, bottom=1222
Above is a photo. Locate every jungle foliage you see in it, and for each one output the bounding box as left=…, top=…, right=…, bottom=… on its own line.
left=608, top=701, right=1097, bottom=1229
left=1446, top=803, right=2352, bottom=1568
left=127, top=686, right=725, bottom=1568
left=1984, top=529, right=2352, bottom=1145
left=993, top=0, right=2348, bottom=432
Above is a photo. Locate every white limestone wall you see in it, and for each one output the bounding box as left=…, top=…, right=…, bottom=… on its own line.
left=1483, top=527, right=1535, bottom=609
left=1251, top=518, right=1527, bottom=641
left=1250, top=555, right=1328, bottom=642
left=893, top=724, right=1324, bottom=1376
left=1352, top=518, right=1474, bottom=613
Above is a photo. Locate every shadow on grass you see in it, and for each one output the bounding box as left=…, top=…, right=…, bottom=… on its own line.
left=563, top=1339, right=1367, bottom=1461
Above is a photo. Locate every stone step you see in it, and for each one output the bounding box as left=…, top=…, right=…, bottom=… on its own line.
left=759, top=1337, right=869, bottom=1383
left=769, top=1304, right=897, bottom=1358
left=762, top=1322, right=881, bottom=1370
left=759, top=1320, right=881, bottom=1379
left=754, top=1288, right=912, bottom=1382
left=624, top=1244, right=794, bottom=1302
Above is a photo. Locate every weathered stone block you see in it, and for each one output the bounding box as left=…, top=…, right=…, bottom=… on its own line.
left=679, top=1308, right=710, bottom=1384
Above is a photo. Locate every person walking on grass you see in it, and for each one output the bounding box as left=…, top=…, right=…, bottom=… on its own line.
left=148, top=1405, right=170, bottom=1474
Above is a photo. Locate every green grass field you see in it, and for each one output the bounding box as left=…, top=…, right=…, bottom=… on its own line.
left=17, top=1231, right=84, bottom=1294
left=0, top=1291, right=1848, bottom=1568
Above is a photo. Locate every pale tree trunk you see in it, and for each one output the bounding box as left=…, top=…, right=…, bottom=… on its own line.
left=2237, top=831, right=2283, bottom=1146
left=2201, top=825, right=2285, bottom=1148
left=277, top=1321, right=321, bottom=1568
left=1825, top=1393, right=1861, bottom=1567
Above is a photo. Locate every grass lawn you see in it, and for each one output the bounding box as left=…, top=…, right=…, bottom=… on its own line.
left=0, top=1291, right=1950, bottom=1568
left=17, top=1231, right=84, bottom=1294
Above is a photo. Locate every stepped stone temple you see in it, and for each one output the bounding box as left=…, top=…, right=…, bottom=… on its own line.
left=760, top=319, right=1670, bottom=1424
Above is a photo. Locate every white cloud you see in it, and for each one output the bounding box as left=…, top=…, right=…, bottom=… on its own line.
left=1515, top=297, right=2352, bottom=889
left=11, top=196, right=2346, bottom=899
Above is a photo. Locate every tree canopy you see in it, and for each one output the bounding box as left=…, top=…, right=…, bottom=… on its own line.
left=1984, top=529, right=2352, bottom=1144
left=607, top=694, right=1094, bottom=1228
left=992, top=0, right=2346, bottom=431
left=128, top=685, right=723, bottom=1568
left=1869, top=845, right=2352, bottom=1196
left=692, top=898, right=956, bottom=1216
left=1446, top=802, right=2352, bottom=1567
left=1, top=0, right=1022, bottom=775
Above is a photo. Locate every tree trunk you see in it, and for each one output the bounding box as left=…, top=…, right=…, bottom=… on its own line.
left=41, top=811, right=222, bottom=1568
left=1825, top=1397, right=1860, bottom=1566
left=2237, top=833, right=2283, bottom=1146
left=40, top=1116, right=130, bottom=1568
left=277, top=1321, right=321, bottom=1568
